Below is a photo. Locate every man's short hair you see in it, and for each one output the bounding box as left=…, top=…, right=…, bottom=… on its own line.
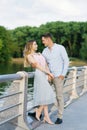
left=41, top=33, right=53, bottom=39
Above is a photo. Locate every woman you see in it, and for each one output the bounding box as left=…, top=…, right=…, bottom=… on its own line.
left=24, top=40, right=56, bottom=124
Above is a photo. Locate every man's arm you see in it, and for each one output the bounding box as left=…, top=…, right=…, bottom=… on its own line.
left=60, top=46, right=69, bottom=77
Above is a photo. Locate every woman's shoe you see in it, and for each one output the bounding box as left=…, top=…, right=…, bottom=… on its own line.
left=35, top=108, right=41, bottom=121
left=43, top=117, right=54, bottom=125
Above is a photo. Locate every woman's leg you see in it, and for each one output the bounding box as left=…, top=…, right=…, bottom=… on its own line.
left=36, top=106, right=44, bottom=121
left=43, top=105, right=54, bottom=124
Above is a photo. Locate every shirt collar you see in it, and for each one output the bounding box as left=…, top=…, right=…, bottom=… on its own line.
left=47, top=43, right=56, bottom=51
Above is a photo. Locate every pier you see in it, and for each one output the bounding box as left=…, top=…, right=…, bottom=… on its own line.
left=0, top=66, right=87, bottom=130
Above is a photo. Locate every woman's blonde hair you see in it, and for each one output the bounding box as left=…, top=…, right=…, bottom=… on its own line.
left=23, top=40, right=35, bottom=67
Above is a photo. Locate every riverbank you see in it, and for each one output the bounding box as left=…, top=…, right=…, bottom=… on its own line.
left=69, top=58, right=87, bottom=66
left=12, top=58, right=87, bottom=67
left=11, top=58, right=24, bottom=64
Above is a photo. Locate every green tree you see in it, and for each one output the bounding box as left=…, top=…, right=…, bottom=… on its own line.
left=8, top=21, right=87, bottom=59
left=0, top=26, right=12, bottom=63
left=80, top=34, right=87, bottom=60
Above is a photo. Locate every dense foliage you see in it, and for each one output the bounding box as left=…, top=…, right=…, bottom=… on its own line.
left=0, top=21, right=87, bottom=62
left=0, top=26, right=13, bottom=63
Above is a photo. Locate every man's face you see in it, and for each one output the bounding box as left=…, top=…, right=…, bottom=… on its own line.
left=42, top=37, right=49, bottom=47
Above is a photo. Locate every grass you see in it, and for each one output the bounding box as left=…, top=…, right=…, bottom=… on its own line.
left=11, top=58, right=24, bottom=64
left=69, top=57, right=87, bottom=66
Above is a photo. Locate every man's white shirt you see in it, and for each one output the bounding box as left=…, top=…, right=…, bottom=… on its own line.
left=42, top=43, right=69, bottom=77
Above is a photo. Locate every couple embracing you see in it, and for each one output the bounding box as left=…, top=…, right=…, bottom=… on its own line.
left=24, top=33, right=69, bottom=125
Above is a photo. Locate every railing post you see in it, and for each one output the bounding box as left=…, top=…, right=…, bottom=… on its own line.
left=69, top=67, right=79, bottom=100
left=80, top=66, right=87, bottom=96
left=65, top=67, right=79, bottom=107
left=13, top=71, right=30, bottom=130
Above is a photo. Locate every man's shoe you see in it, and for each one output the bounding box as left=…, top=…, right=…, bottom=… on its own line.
left=55, top=118, right=63, bottom=124
left=28, top=112, right=36, bottom=118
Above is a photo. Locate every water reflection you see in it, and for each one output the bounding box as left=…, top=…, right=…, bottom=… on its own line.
left=0, top=62, right=24, bottom=74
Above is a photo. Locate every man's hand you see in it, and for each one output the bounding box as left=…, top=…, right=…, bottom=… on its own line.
left=58, top=75, right=64, bottom=80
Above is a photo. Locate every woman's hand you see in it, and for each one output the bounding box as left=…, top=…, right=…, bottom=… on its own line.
left=48, top=72, right=54, bottom=79
left=48, top=75, right=52, bottom=82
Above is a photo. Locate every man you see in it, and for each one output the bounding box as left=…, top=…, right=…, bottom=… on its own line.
left=41, top=33, right=69, bottom=124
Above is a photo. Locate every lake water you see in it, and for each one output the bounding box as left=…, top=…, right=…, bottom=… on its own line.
left=0, top=62, right=34, bottom=93
left=0, top=59, right=87, bottom=75
left=0, top=61, right=36, bottom=75
left=0, top=62, right=24, bottom=75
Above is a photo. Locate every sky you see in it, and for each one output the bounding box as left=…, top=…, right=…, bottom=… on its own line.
left=0, top=0, right=87, bottom=29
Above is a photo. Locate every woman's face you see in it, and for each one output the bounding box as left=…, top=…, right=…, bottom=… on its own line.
left=32, top=41, right=38, bottom=51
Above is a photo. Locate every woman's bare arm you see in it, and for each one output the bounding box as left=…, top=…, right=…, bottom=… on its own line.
left=27, top=55, right=54, bottom=78
left=45, top=62, right=54, bottom=80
